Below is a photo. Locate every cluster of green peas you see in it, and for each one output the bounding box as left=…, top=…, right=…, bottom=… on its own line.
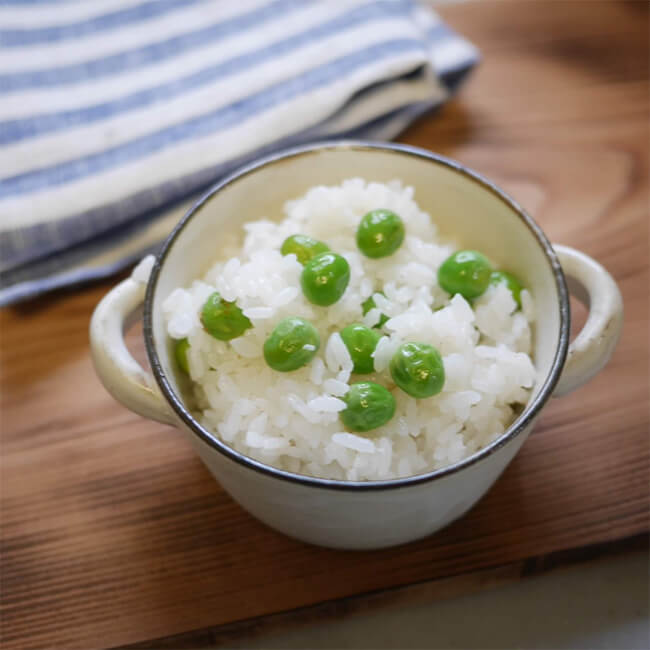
left=174, top=209, right=524, bottom=433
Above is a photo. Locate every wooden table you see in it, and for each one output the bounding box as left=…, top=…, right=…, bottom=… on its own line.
left=2, top=2, right=648, bottom=648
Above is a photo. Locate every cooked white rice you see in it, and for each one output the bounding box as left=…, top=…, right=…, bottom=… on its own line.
left=163, top=179, right=536, bottom=481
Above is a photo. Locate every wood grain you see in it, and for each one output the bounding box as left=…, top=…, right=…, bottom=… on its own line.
left=121, top=534, right=649, bottom=650
left=1, top=1, right=648, bottom=649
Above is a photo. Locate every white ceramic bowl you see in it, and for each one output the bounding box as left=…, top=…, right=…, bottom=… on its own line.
left=90, top=142, right=623, bottom=550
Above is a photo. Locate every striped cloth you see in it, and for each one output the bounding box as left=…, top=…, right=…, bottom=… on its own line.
left=0, top=0, right=478, bottom=306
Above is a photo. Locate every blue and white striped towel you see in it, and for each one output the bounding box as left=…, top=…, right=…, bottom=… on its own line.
left=0, top=0, right=478, bottom=306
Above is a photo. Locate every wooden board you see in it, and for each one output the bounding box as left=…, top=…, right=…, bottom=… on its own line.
left=1, top=1, right=648, bottom=648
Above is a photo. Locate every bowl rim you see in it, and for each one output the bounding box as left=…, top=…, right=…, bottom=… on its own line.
left=143, top=140, right=570, bottom=492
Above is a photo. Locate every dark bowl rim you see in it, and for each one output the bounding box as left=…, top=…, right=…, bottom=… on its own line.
left=143, top=140, right=570, bottom=492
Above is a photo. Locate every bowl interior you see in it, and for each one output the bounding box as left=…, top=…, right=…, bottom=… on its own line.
left=148, top=144, right=565, bottom=434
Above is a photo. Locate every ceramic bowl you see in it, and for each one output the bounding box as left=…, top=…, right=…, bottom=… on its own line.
left=90, top=142, right=623, bottom=549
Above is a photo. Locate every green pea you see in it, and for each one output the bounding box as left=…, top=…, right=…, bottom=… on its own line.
left=490, top=270, right=523, bottom=309
left=280, top=234, right=329, bottom=265
left=356, top=209, right=405, bottom=258
left=263, top=317, right=320, bottom=372
left=437, top=250, right=492, bottom=300
left=340, top=381, right=396, bottom=432
left=201, top=291, right=252, bottom=341
left=340, top=323, right=381, bottom=374
left=361, top=293, right=389, bottom=328
left=174, top=338, right=190, bottom=374
left=300, top=252, right=350, bottom=306
left=389, top=342, right=445, bottom=399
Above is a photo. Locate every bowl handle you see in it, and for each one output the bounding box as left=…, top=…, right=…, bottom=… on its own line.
left=90, top=277, right=176, bottom=424
left=552, top=244, right=623, bottom=397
